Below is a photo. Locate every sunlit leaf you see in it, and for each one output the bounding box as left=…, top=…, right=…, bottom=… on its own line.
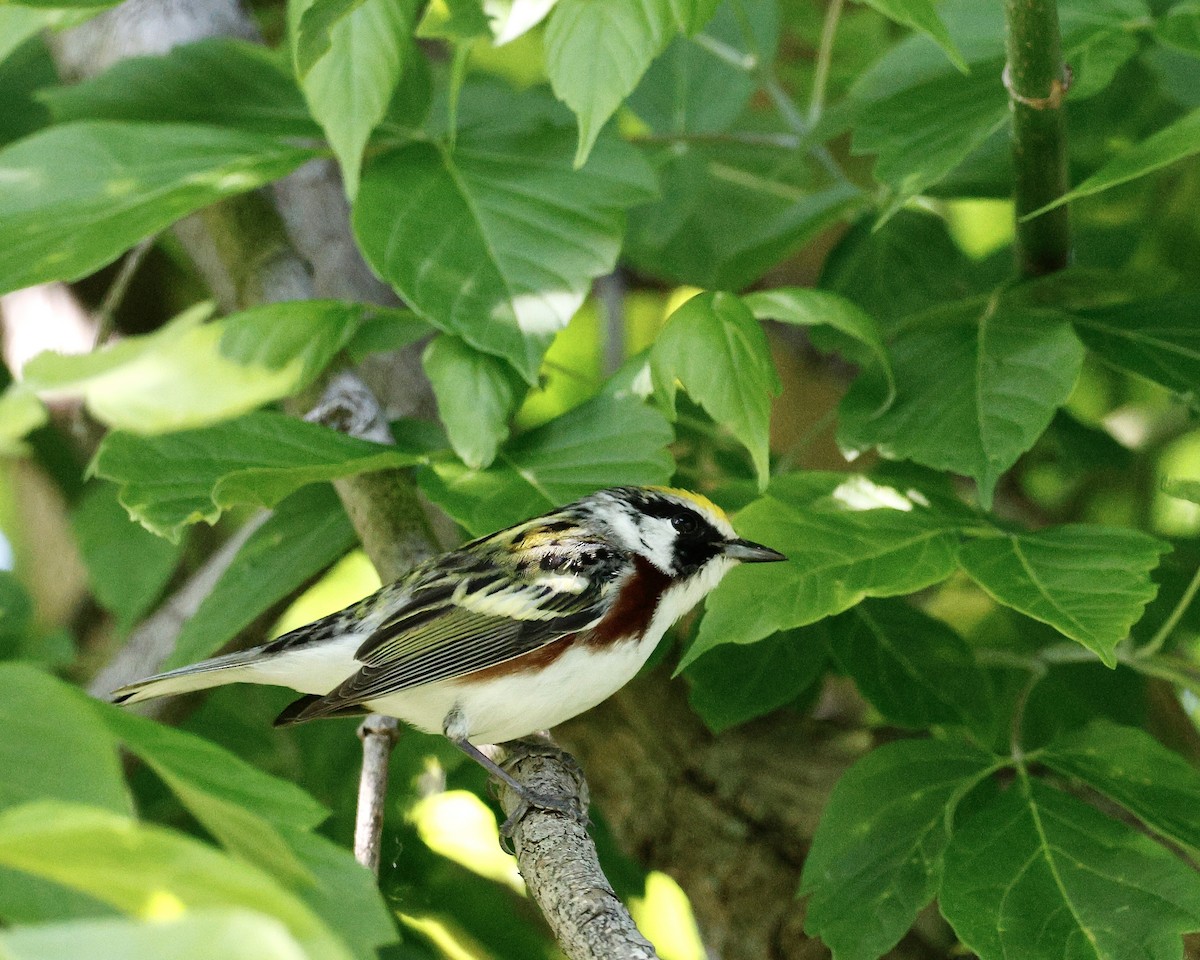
left=0, top=803, right=353, bottom=960
left=0, top=122, right=314, bottom=296
left=0, top=911, right=310, bottom=960
left=651, top=292, right=780, bottom=488
left=91, top=412, right=418, bottom=541
left=684, top=473, right=961, bottom=667
left=423, top=335, right=525, bottom=470
left=419, top=394, right=674, bottom=535
left=289, top=0, right=416, bottom=196
left=354, top=124, right=655, bottom=381
left=544, top=0, right=675, bottom=165
left=0, top=665, right=130, bottom=816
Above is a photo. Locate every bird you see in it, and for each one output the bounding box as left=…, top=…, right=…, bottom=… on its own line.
left=112, top=485, right=786, bottom=823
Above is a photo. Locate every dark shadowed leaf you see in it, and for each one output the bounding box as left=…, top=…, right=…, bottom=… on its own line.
left=801, top=737, right=997, bottom=960
left=940, top=779, right=1200, bottom=960
left=839, top=303, right=1085, bottom=508
left=827, top=599, right=991, bottom=729
left=958, top=525, right=1169, bottom=665
left=686, top=627, right=828, bottom=733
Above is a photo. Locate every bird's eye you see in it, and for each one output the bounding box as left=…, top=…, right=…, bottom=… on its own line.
left=671, top=513, right=700, bottom=536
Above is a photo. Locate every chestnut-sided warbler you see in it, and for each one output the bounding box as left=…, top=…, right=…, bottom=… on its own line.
left=113, top=486, right=784, bottom=812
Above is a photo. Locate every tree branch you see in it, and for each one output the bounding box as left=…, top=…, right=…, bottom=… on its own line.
left=1004, top=0, right=1072, bottom=277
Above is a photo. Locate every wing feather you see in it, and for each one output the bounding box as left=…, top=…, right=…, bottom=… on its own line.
left=287, top=535, right=625, bottom=723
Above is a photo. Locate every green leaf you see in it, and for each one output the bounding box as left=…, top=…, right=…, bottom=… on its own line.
left=940, top=779, right=1200, bottom=960
left=1165, top=477, right=1200, bottom=505
left=354, top=126, right=656, bottom=382
left=801, top=737, right=996, bottom=960
left=1156, top=3, right=1200, bottom=56
left=71, top=484, right=186, bottom=632
left=859, top=0, right=966, bottom=72
left=684, top=473, right=961, bottom=667
left=685, top=627, right=828, bottom=734
left=839, top=304, right=1085, bottom=509
left=0, top=803, right=353, bottom=960
left=168, top=486, right=357, bottom=669
left=958, top=525, right=1169, bottom=666
left=0, top=9, right=61, bottom=68
left=423, top=334, right=525, bottom=470
left=100, top=707, right=327, bottom=885
left=0, top=911, right=311, bottom=960
left=827, top=599, right=991, bottom=729
left=39, top=39, right=317, bottom=136
left=278, top=830, right=398, bottom=960
left=1041, top=720, right=1200, bottom=857
left=0, top=386, right=47, bottom=456
left=217, top=300, right=364, bottom=385
left=415, top=0, right=491, bottom=39
left=743, top=287, right=895, bottom=409
left=0, top=122, right=315, bottom=296
left=0, top=574, right=34, bottom=662
left=22, top=301, right=359, bottom=433
left=545, top=0, right=675, bottom=166
left=0, top=665, right=130, bottom=816
left=820, top=211, right=982, bottom=333
left=1071, top=297, right=1200, bottom=404
left=90, top=411, right=418, bottom=541
left=294, top=0, right=370, bottom=74
left=651, top=292, right=781, bottom=489
left=289, top=0, right=415, bottom=197
left=1027, top=107, right=1200, bottom=217
left=628, top=0, right=777, bottom=136
left=852, top=64, right=1007, bottom=216
left=419, top=394, right=674, bottom=535
left=626, top=141, right=859, bottom=290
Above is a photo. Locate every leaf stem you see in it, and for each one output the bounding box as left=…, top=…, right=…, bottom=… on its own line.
left=1009, top=659, right=1048, bottom=761
left=1004, top=0, right=1072, bottom=277
left=93, top=236, right=156, bottom=348
left=1136, top=563, right=1200, bottom=659
left=808, top=0, right=844, bottom=126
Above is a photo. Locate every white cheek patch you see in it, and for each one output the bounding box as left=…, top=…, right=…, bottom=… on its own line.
left=637, top=516, right=678, bottom=574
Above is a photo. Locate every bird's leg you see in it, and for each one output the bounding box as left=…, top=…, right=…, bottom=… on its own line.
left=443, top=709, right=584, bottom=840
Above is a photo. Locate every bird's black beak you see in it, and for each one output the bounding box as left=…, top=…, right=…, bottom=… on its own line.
left=722, top=538, right=787, bottom=563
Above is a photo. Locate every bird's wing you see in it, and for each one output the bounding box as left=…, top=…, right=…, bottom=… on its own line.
left=280, top=539, right=623, bottom=723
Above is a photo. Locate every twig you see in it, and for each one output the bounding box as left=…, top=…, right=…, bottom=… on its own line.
left=808, top=0, right=844, bottom=126
left=492, top=738, right=660, bottom=960
left=93, top=236, right=156, bottom=348
left=1136, top=563, right=1200, bottom=659
left=304, top=372, right=438, bottom=874
left=1004, top=0, right=1072, bottom=276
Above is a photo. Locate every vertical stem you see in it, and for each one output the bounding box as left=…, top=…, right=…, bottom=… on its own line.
left=1004, top=0, right=1072, bottom=277
left=808, top=0, right=844, bottom=126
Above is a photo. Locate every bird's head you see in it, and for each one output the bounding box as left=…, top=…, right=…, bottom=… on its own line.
left=581, top=486, right=786, bottom=578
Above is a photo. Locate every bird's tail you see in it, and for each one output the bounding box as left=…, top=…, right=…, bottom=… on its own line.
left=109, top=647, right=266, bottom=705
